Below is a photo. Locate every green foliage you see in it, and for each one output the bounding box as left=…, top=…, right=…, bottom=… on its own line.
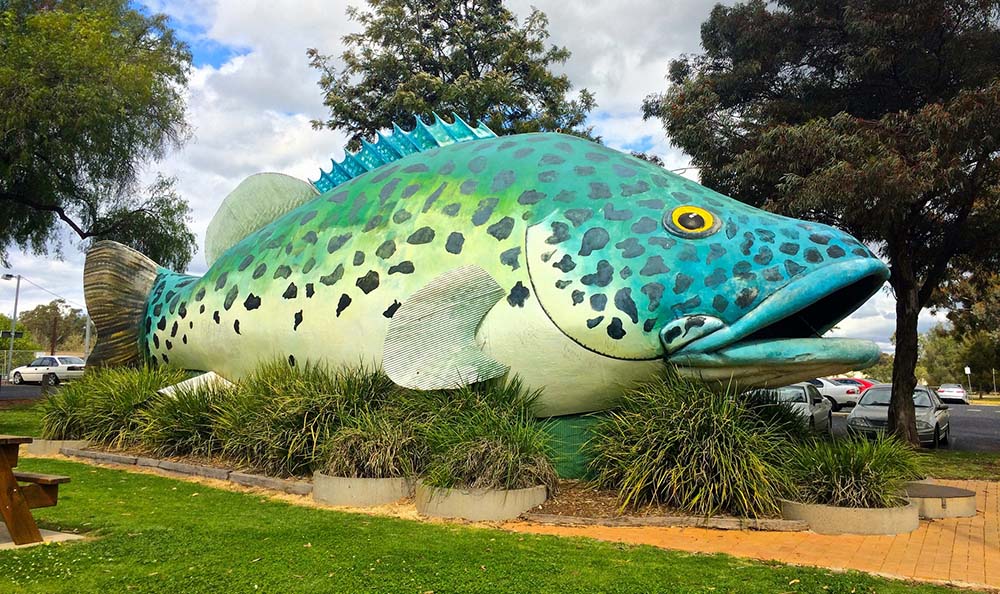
left=919, top=325, right=966, bottom=385
left=588, top=373, right=792, bottom=518
left=865, top=353, right=895, bottom=384
left=139, top=385, right=228, bottom=458
left=308, top=0, right=596, bottom=147
left=645, top=0, right=1000, bottom=443
left=0, top=313, right=42, bottom=368
left=421, top=377, right=557, bottom=492
left=742, top=389, right=815, bottom=444
left=320, top=408, right=424, bottom=479
left=16, top=299, right=87, bottom=352
left=0, top=0, right=195, bottom=268
left=785, top=436, right=924, bottom=508
left=40, top=365, right=186, bottom=446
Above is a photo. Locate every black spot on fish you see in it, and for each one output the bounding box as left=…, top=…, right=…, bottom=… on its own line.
left=393, top=209, right=412, bottom=224
left=612, top=164, right=637, bottom=177
left=673, top=273, right=693, bottom=294
left=500, top=247, right=521, bottom=270
left=615, top=238, right=644, bottom=258
left=283, top=283, right=298, bottom=299
left=590, top=293, right=607, bottom=312
left=754, top=247, right=773, bottom=265
left=809, top=233, right=831, bottom=245
left=827, top=245, right=846, bottom=258
left=328, top=234, right=351, bottom=253
left=213, top=311, right=220, bottom=324
left=733, top=261, right=755, bottom=281
left=336, top=294, right=352, bottom=317
left=673, top=296, right=702, bottom=313
left=439, top=161, right=455, bottom=174
left=320, top=264, right=344, bottom=286
left=603, top=204, right=632, bottom=221
left=781, top=228, right=800, bottom=240
left=607, top=318, right=626, bottom=339
left=580, top=227, right=610, bottom=256
left=380, top=178, right=401, bottom=204
left=538, top=170, right=558, bottom=183
left=785, top=260, right=806, bottom=277
left=641, top=282, right=665, bottom=311
left=152, top=334, right=160, bottom=349
left=302, top=231, right=318, bottom=245
left=407, top=227, right=435, bottom=244
left=565, top=208, right=592, bottom=227
left=383, top=300, right=401, bottom=318
left=756, top=229, right=775, bottom=243
left=194, top=287, right=206, bottom=301
left=518, top=190, right=546, bottom=205
left=371, top=165, right=400, bottom=183
left=168, top=323, right=178, bottom=339
left=713, top=295, right=728, bottom=313
left=572, top=290, right=585, bottom=305
left=740, top=232, right=755, bottom=256
left=252, top=263, right=267, bottom=279
left=736, top=287, right=759, bottom=309
left=165, top=340, right=172, bottom=351
left=804, top=248, right=824, bottom=263
left=468, top=155, right=488, bottom=173
left=472, top=198, right=499, bottom=225
left=585, top=152, right=609, bottom=162
left=679, top=245, right=699, bottom=262
left=705, top=268, right=728, bottom=289
left=376, top=240, right=396, bottom=259
left=588, top=182, right=611, bottom=200
left=356, top=270, right=380, bottom=294
left=555, top=280, right=572, bottom=289
left=364, top=215, right=383, bottom=232
left=153, top=302, right=162, bottom=317
left=852, top=247, right=870, bottom=258
left=725, top=219, right=738, bottom=240
left=401, top=185, right=420, bottom=199
left=554, top=190, right=575, bottom=202
left=547, top=221, right=571, bottom=244
left=643, top=318, right=657, bottom=332
left=182, top=335, right=187, bottom=344
left=491, top=170, right=516, bottom=192
left=779, top=242, right=800, bottom=256
left=303, top=258, right=316, bottom=274
left=649, top=237, right=676, bottom=250
left=224, top=286, right=239, bottom=310
left=587, top=316, right=604, bottom=329
left=422, top=183, right=447, bottom=213
left=199, top=304, right=205, bottom=314
left=574, top=165, right=595, bottom=176
left=582, top=260, right=614, bottom=287
left=553, top=254, right=576, bottom=272
left=329, top=190, right=349, bottom=204
left=487, top=217, right=515, bottom=240
left=706, top=244, right=727, bottom=265
left=513, top=147, right=534, bottom=159
left=244, top=294, right=261, bottom=310
left=442, top=203, right=461, bottom=216
left=274, top=265, right=292, bottom=280
left=214, top=273, right=228, bottom=291
left=238, top=255, right=254, bottom=271
left=637, top=198, right=664, bottom=209
left=293, top=310, right=303, bottom=331
left=403, top=163, right=429, bottom=173
left=161, top=353, right=169, bottom=364
left=353, top=251, right=365, bottom=266
left=554, top=141, right=573, bottom=153
left=446, top=232, right=465, bottom=254
left=614, top=288, right=639, bottom=324
left=640, top=256, right=669, bottom=276
left=388, top=261, right=415, bottom=275
left=631, top=217, right=657, bottom=234
left=620, top=181, right=650, bottom=197
left=540, top=154, right=565, bottom=165
left=663, top=326, right=682, bottom=344
left=507, top=281, right=530, bottom=307
left=763, top=267, right=783, bottom=282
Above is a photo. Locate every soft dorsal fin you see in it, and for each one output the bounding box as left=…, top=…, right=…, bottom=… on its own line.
left=311, top=113, right=496, bottom=193
left=204, top=173, right=319, bottom=266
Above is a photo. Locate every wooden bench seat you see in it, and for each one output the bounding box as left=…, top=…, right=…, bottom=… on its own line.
left=13, top=472, right=71, bottom=486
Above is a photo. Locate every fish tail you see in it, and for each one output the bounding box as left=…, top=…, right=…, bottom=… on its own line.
left=83, top=241, right=161, bottom=367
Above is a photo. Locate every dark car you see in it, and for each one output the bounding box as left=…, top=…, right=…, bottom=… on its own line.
left=846, top=384, right=951, bottom=447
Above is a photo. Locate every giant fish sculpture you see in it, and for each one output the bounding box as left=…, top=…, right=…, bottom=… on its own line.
left=84, top=115, right=888, bottom=416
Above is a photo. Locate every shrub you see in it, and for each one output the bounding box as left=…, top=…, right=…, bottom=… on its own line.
left=588, top=372, right=792, bottom=518
left=422, top=377, right=557, bottom=492
left=742, top=389, right=815, bottom=444
left=320, top=408, right=424, bottom=478
left=41, top=365, right=186, bottom=447
left=784, top=436, right=923, bottom=508
left=140, top=384, right=229, bottom=458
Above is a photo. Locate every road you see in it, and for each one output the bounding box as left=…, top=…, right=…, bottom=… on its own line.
left=832, top=402, right=1000, bottom=452
left=0, top=383, right=42, bottom=402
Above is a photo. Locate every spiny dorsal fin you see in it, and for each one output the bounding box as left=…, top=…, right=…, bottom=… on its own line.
left=311, top=113, right=496, bottom=193
left=204, top=173, right=319, bottom=266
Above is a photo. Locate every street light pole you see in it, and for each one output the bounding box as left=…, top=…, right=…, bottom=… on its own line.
left=3, top=273, right=21, bottom=381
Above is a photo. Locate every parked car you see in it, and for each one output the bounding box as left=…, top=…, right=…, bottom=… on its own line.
left=805, top=377, right=861, bottom=411
left=936, top=383, right=970, bottom=404
left=9, top=356, right=86, bottom=386
left=846, top=384, right=951, bottom=447
left=746, top=383, right=833, bottom=436
left=831, top=377, right=876, bottom=392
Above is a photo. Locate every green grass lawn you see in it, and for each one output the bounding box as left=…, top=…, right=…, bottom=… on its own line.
left=922, top=450, right=1000, bottom=481
left=0, top=459, right=979, bottom=593
left=0, top=401, right=44, bottom=436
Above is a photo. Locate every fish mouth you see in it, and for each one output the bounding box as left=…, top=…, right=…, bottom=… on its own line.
left=669, top=257, right=888, bottom=371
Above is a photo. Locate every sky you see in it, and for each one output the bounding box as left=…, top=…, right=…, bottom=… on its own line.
left=0, top=0, right=946, bottom=352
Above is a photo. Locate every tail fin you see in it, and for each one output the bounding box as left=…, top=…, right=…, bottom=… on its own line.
left=84, top=241, right=160, bottom=367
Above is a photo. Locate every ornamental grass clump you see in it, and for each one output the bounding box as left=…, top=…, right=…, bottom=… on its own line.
left=139, top=384, right=230, bottom=458
left=784, top=436, right=924, bottom=508
left=588, top=372, right=792, bottom=518
left=422, top=377, right=557, bottom=492
left=320, top=408, right=425, bottom=479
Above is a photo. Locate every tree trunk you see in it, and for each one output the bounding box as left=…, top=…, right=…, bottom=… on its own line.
left=889, top=276, right=921, bottom=446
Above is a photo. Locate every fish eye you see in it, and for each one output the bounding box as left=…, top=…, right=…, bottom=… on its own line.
left=665, top=205, right=720, bottom=238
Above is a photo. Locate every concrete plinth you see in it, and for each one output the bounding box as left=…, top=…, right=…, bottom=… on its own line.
left=905, top=482, right=978, bottom=519
left=780, top=499, right=919, bottom=535
left=312, top=473, right=413, bottom=507
left=415, top=481, right=547, bottom=521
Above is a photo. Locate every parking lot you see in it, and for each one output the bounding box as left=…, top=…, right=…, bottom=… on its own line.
left=832, top=402, right=1000, bottom=452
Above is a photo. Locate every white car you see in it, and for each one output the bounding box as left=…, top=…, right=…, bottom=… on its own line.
left=9, top=356, right=86, bottom=386
left=805, top=377, right=861, bottom=411
left=747, top=383, right=833, bottom=435
left=936, top=384, right=970, bottom=404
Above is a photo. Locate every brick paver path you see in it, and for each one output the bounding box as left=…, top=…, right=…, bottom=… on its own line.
left=506, top=480, right=1000, bottom=590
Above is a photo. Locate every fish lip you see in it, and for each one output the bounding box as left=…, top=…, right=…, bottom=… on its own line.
left=672, top=257, right=889, bottom=356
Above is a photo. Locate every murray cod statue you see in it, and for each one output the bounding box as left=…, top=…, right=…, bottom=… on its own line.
left=84, top=114, right=888, bottom=417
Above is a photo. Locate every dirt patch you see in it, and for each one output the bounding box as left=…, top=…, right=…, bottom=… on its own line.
left=0, top=399, right=37, bottom=410
left=537, top=480, right=682, bottom=518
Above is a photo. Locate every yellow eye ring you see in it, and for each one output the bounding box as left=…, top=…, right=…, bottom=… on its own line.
left=665, top=205, right=720, bottom=238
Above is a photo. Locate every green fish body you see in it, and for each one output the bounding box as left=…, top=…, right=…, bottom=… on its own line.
left=84, top=116, right=888, bottom=416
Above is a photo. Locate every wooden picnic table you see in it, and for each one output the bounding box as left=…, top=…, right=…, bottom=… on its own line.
left=0, top=435, right=70, bottom=545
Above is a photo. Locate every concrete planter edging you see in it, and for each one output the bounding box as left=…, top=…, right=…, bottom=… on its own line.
left=780, top=499, right=919, bottom=535
left=312, top=472, right=413, bottom=507
left=23, top=439, right=90, bottom=456
left=415, top=480, right=547, bottom=521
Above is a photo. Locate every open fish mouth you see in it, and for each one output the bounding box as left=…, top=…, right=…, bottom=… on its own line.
left=665, top=258, right=889, bottom=386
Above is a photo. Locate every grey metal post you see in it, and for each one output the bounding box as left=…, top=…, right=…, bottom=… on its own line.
left=84, top=315, right=92, bottom=357
left=6, top=274, right=20, bottom=379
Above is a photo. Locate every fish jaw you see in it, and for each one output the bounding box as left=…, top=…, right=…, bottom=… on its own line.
left=663, top=256, right=889, bottom=384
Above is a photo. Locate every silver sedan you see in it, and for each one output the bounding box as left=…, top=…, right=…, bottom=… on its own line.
left=747, top=383, right=833, bottom=435
left=846, top=384, right=951, bottom=447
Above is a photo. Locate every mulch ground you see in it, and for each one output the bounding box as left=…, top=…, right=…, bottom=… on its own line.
left=537, top=480, right=681, bottom=518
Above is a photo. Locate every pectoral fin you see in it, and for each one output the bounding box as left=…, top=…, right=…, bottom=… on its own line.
left=383, top=265, right=509, bottom=390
